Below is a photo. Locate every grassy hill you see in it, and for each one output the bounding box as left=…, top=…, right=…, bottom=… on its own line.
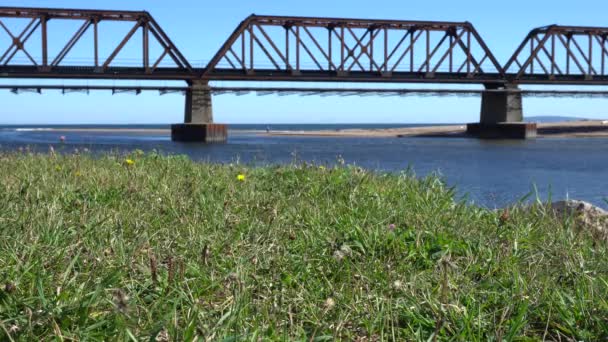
left=1, top=152, right=607, bottom=340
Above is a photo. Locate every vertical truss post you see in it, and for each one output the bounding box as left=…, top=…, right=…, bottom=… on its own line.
left=602, top=35, right=606, bottom=75
left=551, top=34, right=555, bottom=76
left=249, top=26, right=253, bottom=71
left=143, top=20, right=150, bottom=72
left=566, top=34, right=571, bottom=74
left=328, top=26, right=332, bottom=71
left=529, top=38, right=534, bottom=74
left=383, top=27, right=388, bottom=73
left=588, top=33, right=593, bottom=77
left=449, top=33, right=453, bottom=73
left=410, top=29, right=415, bottom=72
left=93, top=17, right=99, bottom=68
left=41, top=14, right=48, bottom=67
left=340, top=26, right=344, bottom=72
left=369, top=27, right=374, bottom=72
left=466, top=30, right=471, bottom=74
left=241, top=31, right=245, bottom=70
left=285, top=26, right=290, bottom=69
left=295, top=25, right=300, bottom=71
left=425, top=29, right=430, bottom=73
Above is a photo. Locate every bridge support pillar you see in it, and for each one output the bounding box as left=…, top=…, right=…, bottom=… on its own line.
left=467, top=84, right=537, bottom=139
left=171, top=81, right=227, bottom=143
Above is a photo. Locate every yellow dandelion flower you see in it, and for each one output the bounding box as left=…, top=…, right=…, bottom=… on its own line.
left=89, top=311, right=105, bottom=318
left=124, top=159, right=135, bottom=166
left=319, top=166, right=326, bottom=170
left=55, top=166, right=62, bottom=171
left=75, top=171, right=82, bottom=177
left=237, top=174, right=245, bottom=181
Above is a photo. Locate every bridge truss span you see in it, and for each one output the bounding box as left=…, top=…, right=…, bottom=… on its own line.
left=0, top=7, right=193, bottom=79
left=505, top=25, right=608, bottom=84
left=202, top=15, right=505, bottom=83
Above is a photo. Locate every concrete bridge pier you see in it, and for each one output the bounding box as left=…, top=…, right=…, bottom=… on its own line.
left=171, top=81, right=227, bottom=142
left=467, top=84, right=537, bottom=139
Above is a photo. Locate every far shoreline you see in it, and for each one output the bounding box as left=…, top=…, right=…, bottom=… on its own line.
left=265, top=120, right=608, bottom=138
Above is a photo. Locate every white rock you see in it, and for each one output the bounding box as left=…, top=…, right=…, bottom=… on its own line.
left=551, top=200, right=607, bottom=216
left=551, top=200, right=608, bottom=241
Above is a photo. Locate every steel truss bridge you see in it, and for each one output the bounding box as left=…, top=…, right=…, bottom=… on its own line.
left=1, top=6, right=608, bottom=87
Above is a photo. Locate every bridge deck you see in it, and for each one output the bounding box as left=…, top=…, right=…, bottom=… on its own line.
left=3, top=66, right=608, bottom=85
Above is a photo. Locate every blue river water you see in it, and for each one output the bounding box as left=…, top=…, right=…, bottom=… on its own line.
left=1, top=124, right=607, bottom=209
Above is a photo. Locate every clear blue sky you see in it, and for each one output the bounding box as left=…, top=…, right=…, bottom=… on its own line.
left=1, top=0, right=608, bottom=124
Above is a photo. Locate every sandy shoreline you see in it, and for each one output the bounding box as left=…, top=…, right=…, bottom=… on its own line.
left=39, top=128, right=170, bottom=134
left=19, top=120, right=608, bottom=138
left=25, top=128, right=262, bottom=135
left=265, top=120, right=608, bottom=138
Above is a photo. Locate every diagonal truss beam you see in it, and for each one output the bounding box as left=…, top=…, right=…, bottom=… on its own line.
left=0, top=17, right=40, bottom=65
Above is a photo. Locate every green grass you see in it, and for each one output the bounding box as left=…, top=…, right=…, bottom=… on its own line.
left=0, top=151, right=607, bottom=341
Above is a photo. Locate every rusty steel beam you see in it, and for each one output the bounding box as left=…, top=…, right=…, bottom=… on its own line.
left=0, top=7, right=149, bottom=21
